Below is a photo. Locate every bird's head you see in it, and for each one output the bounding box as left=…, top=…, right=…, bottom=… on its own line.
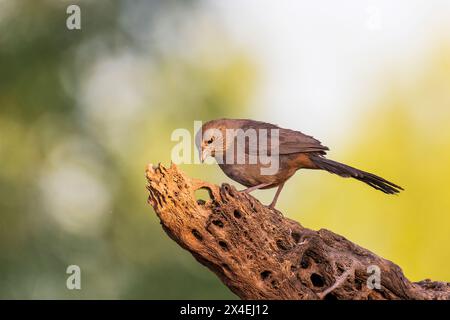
left=195, top=120, right=231, bottom=162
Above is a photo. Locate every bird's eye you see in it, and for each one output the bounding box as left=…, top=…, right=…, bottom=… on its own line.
left=207, top=137, right=214, bottom=144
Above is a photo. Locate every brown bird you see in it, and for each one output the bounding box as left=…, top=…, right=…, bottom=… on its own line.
left=196, top=119, right=403, bottom=208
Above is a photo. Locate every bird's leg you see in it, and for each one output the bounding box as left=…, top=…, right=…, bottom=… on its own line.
left=268, top=182, right=285, bottom=209
left=242, top=183, right=271, bottom=194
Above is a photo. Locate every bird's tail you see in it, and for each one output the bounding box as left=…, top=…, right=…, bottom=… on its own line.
left=310, top=155, right=403, bottom=194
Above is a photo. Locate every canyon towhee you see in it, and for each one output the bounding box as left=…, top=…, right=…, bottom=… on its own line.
left=196, top=119, right=403, bottom=208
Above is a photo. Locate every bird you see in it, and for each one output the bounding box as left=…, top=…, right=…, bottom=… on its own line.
left=195, top=118, right=403, bottom=209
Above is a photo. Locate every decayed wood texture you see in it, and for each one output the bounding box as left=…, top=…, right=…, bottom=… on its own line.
left=146, top=163, right=450, bottom=300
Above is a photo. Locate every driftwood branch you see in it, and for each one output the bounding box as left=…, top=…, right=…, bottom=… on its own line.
left=145, top=163, right=450, bottom=300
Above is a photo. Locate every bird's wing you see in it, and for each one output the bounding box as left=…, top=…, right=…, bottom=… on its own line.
left=276, top=128, right=329, bottom=154
left=238, top=120, right=329, bottom=156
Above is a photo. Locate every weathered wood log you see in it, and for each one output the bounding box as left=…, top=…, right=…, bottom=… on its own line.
left=145, top=163, right=450, bottom=300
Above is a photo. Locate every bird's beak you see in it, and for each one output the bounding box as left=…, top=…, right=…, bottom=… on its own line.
left=200, top=149, right=208, bottom=163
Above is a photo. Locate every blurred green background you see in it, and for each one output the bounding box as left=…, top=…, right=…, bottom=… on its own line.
left=1, top=0, right=450, bottom=299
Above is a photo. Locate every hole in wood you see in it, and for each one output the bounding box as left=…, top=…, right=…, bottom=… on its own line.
left=260, top=270, right=272, bottom=280
left=310, top=273, right=325, bottom=287
left=218, top=240, right=229, bottom=251
left=194, top=189, right=211, bottom=204
left=291, top=232, right=301, bottom=243
left=233, top=209, right=242, bottom=218
left=212, top=219, right=224, bottom=228
left=191, top=229, right=203, bottom=241
left=271, top=280, right=279, bottom=288
left=324, top=293, right=338, bottom=300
